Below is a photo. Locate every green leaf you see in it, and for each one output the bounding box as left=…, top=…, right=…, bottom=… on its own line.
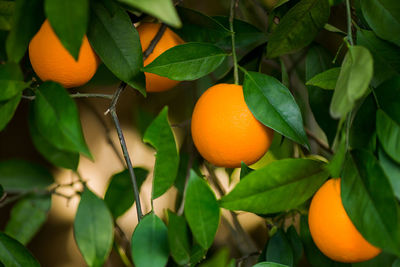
left=330, top=45, right=373, bottom=119
left=306, top=45, right=338, bottom=145
left=167, top=211, right=190, bottom=266
left=243, top=71, right=309, bottom=149
left=74, top=188, right=114, bottom=267
left=213, top=16, right=268, bottom=59
left=5, top=194, right=51, bottom=245
left=88, top=2, right=145, bottom=95
left=357, top=29, right=400, bottom=86
left=198, top=247, right=231, bottom=267
left=374, top=75, right=400, bottom=123
left=326, top=134, right=346, bottom=177
left=44, top=0, right=89, bottom=59
left=190, top=243, right=207, bottom=265
left=376, top=109, right=400, bottom=163
left=184, top=171, right=220, bottom=250
left=131, top=213, right=169, bottom=267
left=266, top=229, right=294, bottom=266
left=6, top=0, right=44, bottom=62
left=353, top=252, right=397, bottom=267
left=0, top=1, right=14, bottom=31
left=306, top=67, right=340, bottom=90
left=143, top=107, right=179, bottom=199
left=360, top=0, right=400, bottom=46
left=286, top=226, right=303, bottom=266
left=349, top=95, right=377, bottom=151
left=0, top=62, right=29, bottom=101
left=143, top=42, right=227, bottom=81
left=0, top=159, right=53, bottom=193
left=33, top=82, right=92, bottom=158
left=253, top=263, right=289, bottom=267
left=0, top=92, right=21, bottom=132
left=118, top=0, right=181, bottom=28
left=379, top=148, right=400, bottom=200
left=28, top=104, right=80, bottom=170
left=219, top=159, right=329, bottom=214
left=240, top=162, right=253, bottom=179
left=267, top=0, right=330, bottom=58
left=174, top=7, right=230, bottom=43
left=341, top=150, right=400, bottom=256
left=104, top=168, right=148, bottom=218
left=0, top=232, right=40, bottom=267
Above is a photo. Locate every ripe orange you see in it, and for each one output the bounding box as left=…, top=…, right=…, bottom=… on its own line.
left=308, top=178, right=381, bottom=263
left=137, top=22, right=184, bottom=93
left=191, top=83, right=274, bottom=168
left=29, top=19, right=99, bottom=88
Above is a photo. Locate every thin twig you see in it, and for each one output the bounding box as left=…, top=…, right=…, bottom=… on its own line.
left=229, top=0, right=240, bottom=85
left=345, top=0, right=354, bottom=46
left=21, top=93, right=113, bottom=101
left=107, top=82, right=143, bottom=221
left=305, top=128, right=333, bottom=154
left=114, top=222, right=133, bottom=266
left=142, top=24, right=167, bottom=60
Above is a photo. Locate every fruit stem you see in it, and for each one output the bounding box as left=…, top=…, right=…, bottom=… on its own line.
left=230, top=0, right=240, bottom=85
left=345, top=0, right=354, bottom=46
left=108, top=82, right=144, bottom=222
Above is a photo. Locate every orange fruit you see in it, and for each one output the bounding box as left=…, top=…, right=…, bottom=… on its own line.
left=308, top=178, right=381, bottom=263
left=191, top=83, right=274, bottom=168
left=137, top=22, right=184, bottom=92
left=29, top=19, right=99, bottom=88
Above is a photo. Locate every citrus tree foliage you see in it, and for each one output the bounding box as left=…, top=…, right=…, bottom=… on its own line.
left=0, top=0, right=400, bottom=266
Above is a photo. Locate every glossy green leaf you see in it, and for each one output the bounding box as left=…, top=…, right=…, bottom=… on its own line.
left=376, top=109, right=400, bottom=163
left=6, top=0, right=44, bottom=62
left=143, top=43, right=227, bottom=81
left=198, top=247, right=230, bottom=267
left=306, top=67, right=340, bottom=90
left=5, top=194, right=51, bottom=245
left=374, top=76, right=400, bottom=124
left=74, top=188, right=114, bottom=267
left=104, top=168, right=148, bottom=218
left=379, top=148, right=400, bottom=200
left=341, top=150, right=400, bottom=256
left=88, top=2, right=145, bottom=95
left=240, top=162, right=253, bottom=179
left=28, top=104, right=79, bottom=170
left=184, top=171, right=220, bottom=249
left=0, top=232, right=40, bottom=267
left=306, top=45, right=337, bottom=145
left=174, top=7, right=230, bottom=43
left=220, top=159, right=329, bottom=214
left=349, top=95, right=377, bottom=151
left=118, top=0, right=181, bottom=28
left=131, top=213, right=169, bottom=267
left=286, top=226, right=303, bottom=266
left=213, top=16, right=268, bottom=59
left=330, top=46, right=373, bottom=119
left=254, top=263, right=289, bottom=267
left=167, top=211, right=190, bottom=265
left=0, top=63, right=29, bottom=101
left=0, top=1, right=14, bottom=31
left=326, top=134, right=346, bottom=178
left=0, top=92, right=21, bottom=132
left=360, top=0, right=400, bottom=46
left=190, top=243, right=207, bottom=265
left=299, top=215, right=348, bottom=267
left=143, top=107, right=179, bottom=199
left=357, top=29, right=400, bottom=86
left=267, top=229, right=294, bottom=266
left=267, top=0, right=330, bottom=58
left=243, top=71, right=309, bottom=149
left=45, top=0, right=89, bottom=59
left=0, top=159, right=53, bottom=193
left=33, top=82, right=92, bottom=158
